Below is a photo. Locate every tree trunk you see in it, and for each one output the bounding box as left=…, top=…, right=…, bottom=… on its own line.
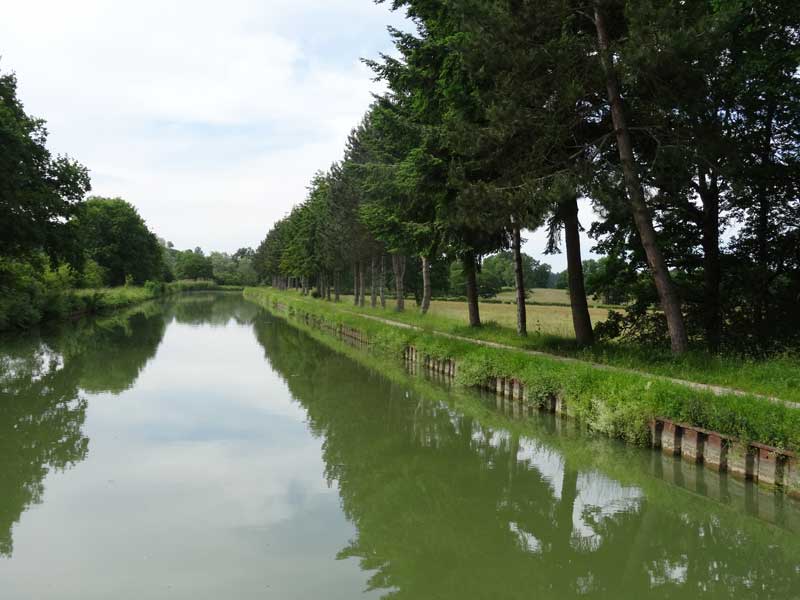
left=370, top=257, right=377, bottom=307
left=755, top=103, right=775, bottom=342
left=353, top=263, right=360, bottom=305
left=359, top=262, right=366, bottom=307
left=512, top=223, right=527, bottom=336
left=420, top=256, right=432, bottom=315
left=391, top=254, right=406, bottom=311
left=379, top=255, right=386, bottom=308
left=594, top=3, right=688, bottom=354
left=562, top=195, right=594, bottom=346
left=697, top=166, right=721, bottom=351
left=334, top=271, right=340, bottom=302
left=463, top=253, right=481, bottom=327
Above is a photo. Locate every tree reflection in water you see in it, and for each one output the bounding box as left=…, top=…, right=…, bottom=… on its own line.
left=0, top=293, right=262, bottom=558
left=0, top=303, right=166, bottom=556
left=253, top=314, right=800, bottom=599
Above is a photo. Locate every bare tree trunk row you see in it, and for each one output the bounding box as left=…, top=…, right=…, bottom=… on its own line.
left=463, top=253, right=481, bottom=327
left=562, top=195, right=594, bottom=346
left=511, top=223, right=527, bottom=336
left=391, top=254, right=406, bottom=311
left=420, top=255, right=432, bottom=315
left=370, top=257, right=377, bottom=307
left=359, top=262, right=366, bottom=307
left=353, top=262, right=360, bottom=306
left=379, top=255, right=386, bottom=308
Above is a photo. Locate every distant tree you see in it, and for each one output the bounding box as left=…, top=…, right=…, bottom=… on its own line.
left=450, top=260, right=503, bottom=299
left=209, top=249, right=258, bottom=286
left=175, top=249, right=213, bottom=280
left=554, top=270, right=569, bottom=290
left=480, top=252, right=553, bottom=293
left=210, top=252, right=237, bottom=284
left=529, top=261, right=552, bottom=289
left=75, top=197, right=162, bottom=286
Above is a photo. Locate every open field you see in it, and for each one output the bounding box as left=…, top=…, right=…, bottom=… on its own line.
left=493, top=287, right=614, bottom=307
left=341, top=295, right=609, bottom=337
left=427, top=299, right=608, bottom=337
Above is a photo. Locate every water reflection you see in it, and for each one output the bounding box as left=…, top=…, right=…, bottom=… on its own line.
left=166, top=291, right=261, bottom=327
left=0, top=301, right=172, bottom=556
left=1, top=295, right=798, bottom=599
left=252, top=313, right=800, bottom=599
left=0, top=336, right=88, bottom=557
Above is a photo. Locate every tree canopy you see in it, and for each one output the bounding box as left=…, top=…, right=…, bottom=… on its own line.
left=255, top=0, right=800, bottom=355
left=76, top=197, right=163, bottom=286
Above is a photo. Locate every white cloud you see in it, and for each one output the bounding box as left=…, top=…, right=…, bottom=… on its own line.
left=522, top=198, right=600, bottom=272
left=2, top=1, right=595, bottom=269
left=1, top=0, right=404, bottom=253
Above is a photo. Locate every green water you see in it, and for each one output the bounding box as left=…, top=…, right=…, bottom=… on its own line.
left=1, top=293, right=798, bottom=599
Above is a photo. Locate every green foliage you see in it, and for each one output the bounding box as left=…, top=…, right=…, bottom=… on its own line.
left=79, top=259, right=107, bottom=289
left=0, top=256, right=81, bottom=330
left=209, top=249, right=258, bottom=286
left=174, top=249, right=214, bottom=280
left=480, top=252, right=553, bottom=292
left=0, top=69, right=91, bottom=263
left=76, top=197, right=163, bottom=286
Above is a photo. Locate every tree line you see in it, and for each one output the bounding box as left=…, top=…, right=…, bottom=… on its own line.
left=254, top=0, right=799, bottom=355
left=0, top=70, right=257, bottom=328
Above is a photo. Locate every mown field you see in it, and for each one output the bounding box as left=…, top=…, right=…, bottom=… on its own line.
left=288, top=290, right=800, bottom=403
left=341, top=295, right=609, bottom=337
left=493, top=287, right=613, bottom=307
left=427, top=299, right=609, bottom=337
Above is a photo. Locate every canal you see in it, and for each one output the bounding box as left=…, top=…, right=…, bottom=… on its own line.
left=1, top=293, right=799, bottom=599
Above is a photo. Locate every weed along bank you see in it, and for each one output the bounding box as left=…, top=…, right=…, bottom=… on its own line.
left=244, top=288, right=800, bottom=499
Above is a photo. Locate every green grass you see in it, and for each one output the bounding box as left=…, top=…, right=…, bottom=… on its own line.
left=338, top=293, right=608, bottom=337
left=244, top=287, right=800, bottom=457
left=249, top=288, right=800, bottom=405
left=493, top=286, right=615, bottom=308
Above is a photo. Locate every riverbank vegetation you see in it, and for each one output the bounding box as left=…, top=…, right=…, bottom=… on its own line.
left=246, top=288, right=800, bottom=455
left=248, top=287, right=800, bottom=404
left=253, top=0, right=799, bottom=360
left=0, top=68, right=256, bottom=331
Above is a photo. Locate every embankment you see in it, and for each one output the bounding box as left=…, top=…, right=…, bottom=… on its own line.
left=0, top=280, right=243, bottom=332
left=244, top=287, right=800, bottom=497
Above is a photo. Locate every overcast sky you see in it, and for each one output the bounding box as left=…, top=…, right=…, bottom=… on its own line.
left=2, top=0, right=597, bottom=271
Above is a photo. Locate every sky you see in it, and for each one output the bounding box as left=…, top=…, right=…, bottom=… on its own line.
left=1, top=0, right=597, bottom=271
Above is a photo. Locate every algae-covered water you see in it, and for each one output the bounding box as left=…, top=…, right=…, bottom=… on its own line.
left=1, top=293, right=798, bottom=599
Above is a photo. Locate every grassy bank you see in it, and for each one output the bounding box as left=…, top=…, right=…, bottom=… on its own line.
left=0, top=279, right=242, bottom=331
left=245, top=287, right=800, bottom=453
left=273, top=303, right=800, bottom=536
left=289, top=291, right=800, bottom=403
